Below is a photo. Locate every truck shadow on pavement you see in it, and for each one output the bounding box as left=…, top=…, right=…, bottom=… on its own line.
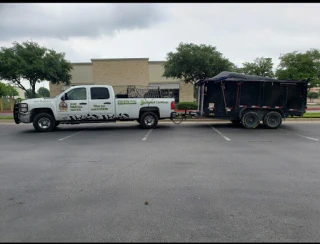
left=18, top=123, right=173, bottom=133
left=207, top=123, right=269, bottom=130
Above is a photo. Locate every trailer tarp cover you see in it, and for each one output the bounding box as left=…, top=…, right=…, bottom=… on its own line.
left=197, top=71, right=306, bottom=84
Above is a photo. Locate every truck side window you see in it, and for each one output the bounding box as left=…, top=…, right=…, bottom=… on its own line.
left=91, top=87, right=110, bottom=100
left=66, top=88, right=87, bottom=100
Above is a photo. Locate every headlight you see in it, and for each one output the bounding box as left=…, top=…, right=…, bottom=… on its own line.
left=19, top=103, right=28, bottom=112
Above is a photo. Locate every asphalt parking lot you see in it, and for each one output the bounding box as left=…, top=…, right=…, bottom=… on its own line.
left=1, top=121, right=320, bottom=242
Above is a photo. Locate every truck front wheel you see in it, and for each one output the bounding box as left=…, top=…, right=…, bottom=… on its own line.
left=33, top=113, right=56, bottom=132
left=241, top=111, right=260, bottom=129
left=263, top=111, right=282, bottom=129
left=140, top=112, right=158, bottom=129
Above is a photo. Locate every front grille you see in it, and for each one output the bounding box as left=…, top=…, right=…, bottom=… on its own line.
left=13, top=103, right=20, bottom=124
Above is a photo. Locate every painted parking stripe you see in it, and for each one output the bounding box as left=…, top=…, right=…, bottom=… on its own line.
left=279, top=128, right=319, bottom=142
left=58, top=124, right=104, bottom=141
left=58, top=130, right=85, bottom=141
left=142, top=129, right=153, bottom=141
left=0, top=133, right=9, bottom=136
left=208, top=124, right=231, bottom=141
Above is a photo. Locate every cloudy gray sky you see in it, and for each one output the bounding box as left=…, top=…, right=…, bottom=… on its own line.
left=0, top=3, right=319, bottom=90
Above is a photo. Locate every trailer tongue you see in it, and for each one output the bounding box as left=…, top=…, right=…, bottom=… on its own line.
left=170, top=71, right=308, bottom=129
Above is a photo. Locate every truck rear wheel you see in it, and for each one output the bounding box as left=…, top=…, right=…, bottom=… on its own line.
left=263, top=111, right=282, bottom=129
left=140, top=112, right=158, bottom=129
left=33, top=113, right=56, bottom=132
left=241, top=111, right=260, bottom=129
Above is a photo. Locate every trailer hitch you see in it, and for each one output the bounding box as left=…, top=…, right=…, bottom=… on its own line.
left=170, top=106, right=200, bottom=124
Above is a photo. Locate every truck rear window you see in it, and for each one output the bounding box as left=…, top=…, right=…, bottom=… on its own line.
left=91, top=87, right=110, bottom=100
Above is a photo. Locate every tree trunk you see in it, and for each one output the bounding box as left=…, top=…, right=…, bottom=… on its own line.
left=31, top=83, right=36, bottom=98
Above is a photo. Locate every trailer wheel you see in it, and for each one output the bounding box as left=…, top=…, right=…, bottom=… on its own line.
left=263, top=111, right=282, bottom=129
left=55, top=121, right=60, bottom=127
left=140, top=112, right=158, bottom=129
left=33, top=113, right=56, bottom=132
left=241, top=111, right=260, bottom=129
left=231, top=119, right=241, bottom=125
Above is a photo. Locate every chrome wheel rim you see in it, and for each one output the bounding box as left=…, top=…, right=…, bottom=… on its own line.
left=245, top=115, right=257, bottom=126
left=267, top=115, right=279, bottom=126
left=144, top=115, right=155, bottom=126
left=38, top=117, right=51, bottom=129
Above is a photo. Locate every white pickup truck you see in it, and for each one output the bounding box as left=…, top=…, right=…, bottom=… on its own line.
left=14, top=85, right=175, bottom=132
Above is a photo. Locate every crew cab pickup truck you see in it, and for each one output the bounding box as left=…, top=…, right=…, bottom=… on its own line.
left=14, top=85, right=175, bottom=132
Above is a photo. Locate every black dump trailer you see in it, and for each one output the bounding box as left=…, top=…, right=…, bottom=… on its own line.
left=196, top=71, right=308, bottom=129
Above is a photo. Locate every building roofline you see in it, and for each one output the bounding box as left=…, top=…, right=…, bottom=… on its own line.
left=148, top=61, right=167, bottom=63
left=72, top=62, right=92, bottom=65
left=91, top=58, right=149, bottom=62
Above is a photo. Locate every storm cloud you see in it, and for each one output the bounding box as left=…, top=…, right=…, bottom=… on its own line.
left=0, top=3, right=168, bottom=40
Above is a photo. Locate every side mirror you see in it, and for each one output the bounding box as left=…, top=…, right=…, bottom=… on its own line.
left=61, top=94, right=65, bottom=101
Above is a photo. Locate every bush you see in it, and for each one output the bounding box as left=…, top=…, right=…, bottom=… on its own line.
left=307, top=92, right=319, bottom=102
left=15, top=97, right=23, bottom=103
left=176, top=102, right=198, bottom=110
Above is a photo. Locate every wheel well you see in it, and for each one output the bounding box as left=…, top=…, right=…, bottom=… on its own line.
left=139, top=107, right=160, bottom=119
left=30, top=108, right=55, bottom=121
left=239, top=108, right=285, bottom=120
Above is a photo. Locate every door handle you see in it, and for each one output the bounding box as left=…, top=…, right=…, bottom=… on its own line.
left=79, top=103, right=87, bottom=105
left=104, top=102, right=111, bottom=104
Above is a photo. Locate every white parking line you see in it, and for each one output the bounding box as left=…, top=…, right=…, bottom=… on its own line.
left=0, top=133, right=9, bottom=136
left=58, top=130, right=85, bottom=141
left=58, top=124, right=103, bottom=141
left=209, top=124, right=231, bottom=141
left=142, top=129, right=153, bottom=141
left=279, top=128, right=319, bottom=142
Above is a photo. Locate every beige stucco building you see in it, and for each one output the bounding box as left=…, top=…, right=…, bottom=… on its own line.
left=49, top=58, right=194, bottom=102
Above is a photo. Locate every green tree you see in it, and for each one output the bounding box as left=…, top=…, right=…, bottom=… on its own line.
left=163, top=43, right=235, bottom=83
left=25, top=88, right=38, bottom=99
left=37, top=87, right=50, bottom=98
left=0, top=82, right=7, bottom=97
left=275, top=49, right=320, bottom=91
left=307, top=91, right=319, bottom=102
left=0, top=41, right=72, bottom=98
left=239, top=57, right=274, bottom=77
left=4, top=84, right=19, bottom=98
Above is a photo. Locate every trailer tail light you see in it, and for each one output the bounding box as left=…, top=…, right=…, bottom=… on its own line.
left=171, top=101, right=175, bottom=110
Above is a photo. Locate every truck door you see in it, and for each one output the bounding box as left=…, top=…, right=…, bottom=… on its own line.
left=88, top=87, right=114, bottom=120
left=58, top=87, right=89, bottom=121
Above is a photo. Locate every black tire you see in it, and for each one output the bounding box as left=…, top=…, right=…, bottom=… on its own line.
left=33, top=113, right=56, bottom=132
left=263, top=111, right=282, bottom=129
left=241, top=111, right=260, bottom=129
left=231, top=119, right=241, bottom=125
left=55, top=121, right=60, bottom=127
left=140, top=112, right=158, bottom=129
left=136, top=119, right=140, bottom=124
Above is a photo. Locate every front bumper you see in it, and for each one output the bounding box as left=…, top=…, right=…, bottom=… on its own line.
left=19, top=112, right=31, bottom=123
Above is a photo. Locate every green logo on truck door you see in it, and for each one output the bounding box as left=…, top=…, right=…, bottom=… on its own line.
left=117, top=100, right=137, bottom=105
left=140, top=100, right=169, bottom=106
